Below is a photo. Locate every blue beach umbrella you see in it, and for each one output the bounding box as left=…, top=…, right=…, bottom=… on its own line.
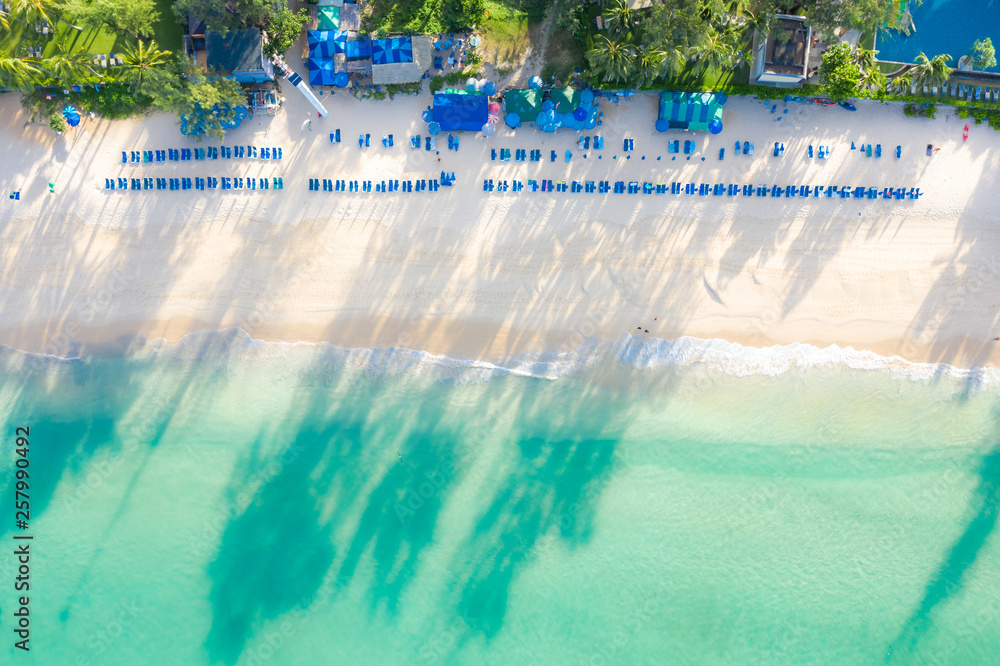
left=427, top=122, right=441, bottom=135
left=529, top=76, right=543, bottom=89
left=708, top=118, right=723, bottom=134
left=334, top=71, right=349, bottom=87
left=466, top=77, right=478, bottom=91
left=580, top=89, right=594, bottom=104
left=62, top=105, right=80, bottom=127
left=505, top=112, right=521, bottom=128
left=482, top=80, right=497, bottom=96
left=573, top=107, right=587, bottom=121
left=542, top=99, right=554, bottom=111
left=481, top=122, right=495, bottom=136
left=655, top=118, right=669, bottom=132
left=422, top=108, right=434, bottom=122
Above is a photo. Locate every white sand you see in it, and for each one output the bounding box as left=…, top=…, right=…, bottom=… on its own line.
left=1, top=82, right=999, bottom=368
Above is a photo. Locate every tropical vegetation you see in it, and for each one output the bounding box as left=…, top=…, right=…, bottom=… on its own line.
left=585, top=0, right=770, bottom=87
left=970, top=38, right=996, bottom=71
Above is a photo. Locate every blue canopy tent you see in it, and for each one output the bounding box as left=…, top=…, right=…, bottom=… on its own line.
left=432, top=93, right=488, bottom=131
left=308, top=58, right=338, bottom=86
left=344, top=39, right=372, bottom=59
left=371, top=37, right=413, bottom=64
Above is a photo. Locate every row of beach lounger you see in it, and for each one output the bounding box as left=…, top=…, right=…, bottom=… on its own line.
left=482, top=179, right=922, bottom=200
left=667, top=140, right=696, bottom=154
left=104, top=177, right=284, bottom=191
left=121, top=147, right=282, bottom=164
left=309, top=178, right=441, bottom=193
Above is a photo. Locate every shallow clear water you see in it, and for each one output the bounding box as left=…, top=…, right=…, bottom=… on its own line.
left=875, top=0, right=999, bottom=70
left=1, top=331, right=999, bottom=664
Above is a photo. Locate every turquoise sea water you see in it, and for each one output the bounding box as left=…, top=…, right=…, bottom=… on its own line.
left=1, top=330, right=1000, bottom=664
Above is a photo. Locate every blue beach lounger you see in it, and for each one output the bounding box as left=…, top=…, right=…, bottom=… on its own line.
left=875, top=144, right=882, bottom=158
left=808, top=145, right=813, bottom=158
left=896, top=145, right=902, bottom=158
left=719, top=148, right=725, bottom=160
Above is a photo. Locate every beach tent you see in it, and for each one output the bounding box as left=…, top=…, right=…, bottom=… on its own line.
left=504, top=89, right=542, bottom=118
left=371, top=37, right=413, bottom=64
left=432, top=92, right=488, bottom=131
left=344, top=39, right=372, bottom=60
left=548, top=88, right=581, bottom=114
left=658, top=91, right=725, bottom=132
left=318, top=6, right=340, bottom=29
left=308, top=58, right=338, bottom=86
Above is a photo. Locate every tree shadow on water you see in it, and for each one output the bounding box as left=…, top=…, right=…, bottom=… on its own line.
left=887, top=445, right=1000, bottom=661
left=453, top=436, right=617, bottom=639
left=204, top=427, right=337, bottom=665
left=336, top=433, right=459, bottom=615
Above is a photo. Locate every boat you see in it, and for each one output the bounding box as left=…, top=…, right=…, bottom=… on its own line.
left=963, top=123, right=969, bottom=141
left=838, top=102, right=857, bottom=111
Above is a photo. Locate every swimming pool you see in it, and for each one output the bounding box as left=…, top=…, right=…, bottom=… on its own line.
left=875, top=0, right=999, bottom=71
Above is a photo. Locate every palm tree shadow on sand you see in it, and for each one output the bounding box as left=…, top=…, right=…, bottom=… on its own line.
left=886, top=444, right=1000, bottom=661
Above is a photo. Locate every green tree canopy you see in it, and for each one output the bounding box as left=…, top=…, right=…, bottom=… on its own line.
left=970, top=38, right=996, bottom=71
left=62, top=0, right=159, bottom=38
left=819, top=42, right=863, bottom=101
left=803, top=0, right=921, bottom=39
left=439, top=0, right=485, bottom=31
left=49, top=111, right=68, bottom=133
left=172, top=0, right=270, bottom=33
left=263, top=6, right=309, bottom=58
left=168, top=75, right=247, bottom=142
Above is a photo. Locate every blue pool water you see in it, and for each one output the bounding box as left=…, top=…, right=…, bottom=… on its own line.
left=875, top=0, right=999, bottom=70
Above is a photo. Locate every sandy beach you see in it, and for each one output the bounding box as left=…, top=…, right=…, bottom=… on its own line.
left=1, top=81, right=999, bottom=368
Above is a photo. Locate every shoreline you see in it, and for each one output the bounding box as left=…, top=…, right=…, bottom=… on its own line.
left=1, top=84, right=999, bottom=370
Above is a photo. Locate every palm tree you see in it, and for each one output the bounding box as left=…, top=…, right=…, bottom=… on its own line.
left=909, top=51, right=952, bottom=89
left=37, top=45, right=99, bottom=84
left=691, top=30, right=736, bottom=75
left=10, top=0, right=56, bottom=29
left=631, top=46, right=666, bottom=88
left=118, top=40, right=172, bottom=92
left=854, top=47, right=886, bottom=91
left=602, top=0, right=635, bottom=36
left=0, top=54, right=40, bottom=88
left=587, top=35, right=635, bottom=84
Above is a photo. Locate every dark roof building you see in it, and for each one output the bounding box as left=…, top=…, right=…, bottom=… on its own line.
left=751, top=15, right=812, bottom=87
left=206, top=28, right=275, bottom=83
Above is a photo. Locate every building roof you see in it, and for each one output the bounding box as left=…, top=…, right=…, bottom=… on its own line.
left=206, top=28, right=265, bottom=74
left=763, top=16, right=810, bottom=77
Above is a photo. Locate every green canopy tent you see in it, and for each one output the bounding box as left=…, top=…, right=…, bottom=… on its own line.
left=318, top=6, right=340, bottom=30
left=503, top=89, right=542, bottom=117
left=657, top=91, right=725, bottom=131
left=548, top=87, right=581, bottom=114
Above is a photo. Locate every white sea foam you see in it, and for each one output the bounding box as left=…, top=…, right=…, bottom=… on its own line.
left=147, top=328, right=1000, bottom=389
left=1, top=328, right=995, bottom=388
